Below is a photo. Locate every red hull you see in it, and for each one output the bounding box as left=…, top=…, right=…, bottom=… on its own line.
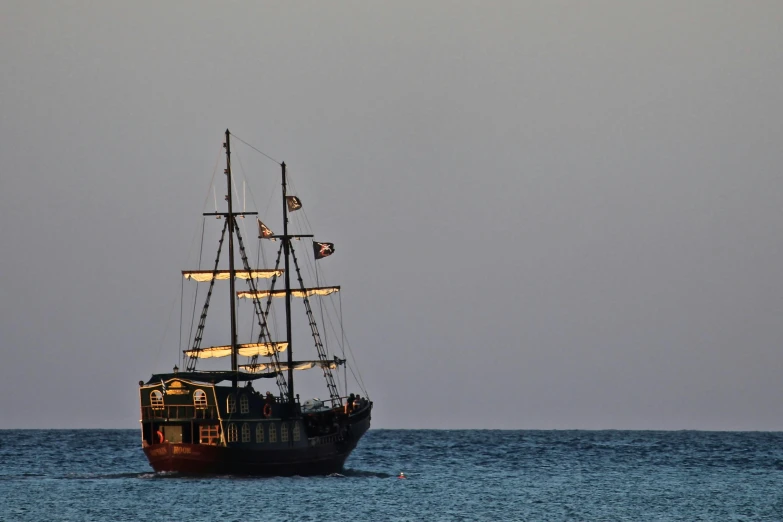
left=144, top=443, right=350, bottom=475
left=143, top=408, right=371, bottom=476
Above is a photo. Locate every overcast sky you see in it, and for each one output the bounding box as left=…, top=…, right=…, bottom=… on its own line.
left=1, top=1, right=782, bottom=430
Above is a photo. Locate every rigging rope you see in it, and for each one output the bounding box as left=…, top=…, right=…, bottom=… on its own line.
left=229, top=132, right=281, bottom=165
left=289, top=241, right=342, bottom=403
left=234, top=217, right=289, bottom=398
left=186, top=218, right=207, bottom=364
left=186, top=219, right=229, bottom=371
left=249, top=242, right=284, bottom=367
left=313, top=252, right=340, bottom=396
left=340, top=293, right=347, bottom=397
left=226, top=135, right=369, bottom=399
left=153, top=147, right=223, bottom=372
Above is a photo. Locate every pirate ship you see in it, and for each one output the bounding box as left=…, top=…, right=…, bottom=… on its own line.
left=139, top=130, right=372, bottom=475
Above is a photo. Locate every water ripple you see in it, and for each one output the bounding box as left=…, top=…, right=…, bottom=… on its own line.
left=1, top=429, right=782, bottom=520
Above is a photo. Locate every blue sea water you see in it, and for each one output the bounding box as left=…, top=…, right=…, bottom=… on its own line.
left=1, top=430, right=782, bottom=521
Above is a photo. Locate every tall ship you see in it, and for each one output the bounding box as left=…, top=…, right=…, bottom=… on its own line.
left=139, top=130, right=372, bottom=475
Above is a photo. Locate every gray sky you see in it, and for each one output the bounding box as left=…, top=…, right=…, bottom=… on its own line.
left=2, top=1, right=783, bottom=430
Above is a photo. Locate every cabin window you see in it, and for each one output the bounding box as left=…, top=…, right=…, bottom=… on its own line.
left=239, top=394, right=249, bottom=414
left=150, top=390, right=164, bottom=410
left=255, top=423, right=264, bottom=443
left=227, top=394, right=236, bottom=413
left=281, top=423, right=289, bottom=442
left=193, top=389, right=207, bottom=409
left=199, top=425, right=219, bottom=445
left=293, top=422, right=301, bottom=442
left=227, top=423, right=238, bottom=442
left=269, top=423, right=277, bottom=443
left=241, top=423, right=251, bottom=442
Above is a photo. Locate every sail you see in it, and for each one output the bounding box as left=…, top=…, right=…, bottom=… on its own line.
left=239, top=360, right=339, bottom=373
left=237, top=286, right=340, bottom=299
left=184, top=342, right=288, bottom=359
left=183, top=270, right=283, bottom=282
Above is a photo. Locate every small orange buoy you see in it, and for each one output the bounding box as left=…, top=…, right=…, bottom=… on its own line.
left=397, top=472, right=406, bottom=479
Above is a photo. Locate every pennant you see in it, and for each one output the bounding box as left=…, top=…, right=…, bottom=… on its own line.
left=160, top=379, right=167, bottom=394
left=313, top=241, right=335, bottom=260
left=257, top=219, right=274, bottom=238
left=286, top=196, right=302, bottom=212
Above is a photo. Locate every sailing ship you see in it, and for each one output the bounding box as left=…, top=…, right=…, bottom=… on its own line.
left=138, top=130, right=372, bottom=475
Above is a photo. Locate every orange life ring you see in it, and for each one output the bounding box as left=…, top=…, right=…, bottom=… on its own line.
left=263, top=403, right=273, bottom=418
left=156, top=430, right=164, bottom=444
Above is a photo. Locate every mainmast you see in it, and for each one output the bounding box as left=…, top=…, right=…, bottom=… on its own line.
left=282, top=162, right=295, bottom=406
left=225, top=129, right=239, bottom=390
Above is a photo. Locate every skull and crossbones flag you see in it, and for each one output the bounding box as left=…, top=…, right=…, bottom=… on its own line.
left=286, top=196, right=302, bottom=212
left=257, top=219, right=274, bottom=238
left=313, top=241, right=335, bottom=260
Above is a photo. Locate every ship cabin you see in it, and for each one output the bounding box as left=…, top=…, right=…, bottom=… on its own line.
left=139, top=372, right=362, bottom=449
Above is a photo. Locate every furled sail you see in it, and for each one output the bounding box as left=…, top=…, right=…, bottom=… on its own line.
left=184, top=342, right=288, bottom=359
left=239, top=360, right=339, bottom=373
left=183, top=269, right=283, bottom=282
left=237, top=286, right=340, bottom=299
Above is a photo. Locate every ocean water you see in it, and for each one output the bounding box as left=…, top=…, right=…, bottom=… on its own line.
left=1, top=430, right=782, bottom=521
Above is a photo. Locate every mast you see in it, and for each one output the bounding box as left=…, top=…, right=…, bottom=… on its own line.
left=282, top=162, right=295, bottom=406
left=225, top=129, right=239, bottom=390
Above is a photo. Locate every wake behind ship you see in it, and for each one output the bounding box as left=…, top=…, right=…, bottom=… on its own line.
left=139, top=130, right=372, bottom=475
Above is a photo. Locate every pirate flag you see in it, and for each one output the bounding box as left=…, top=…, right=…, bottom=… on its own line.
left=286, top=196, right=302, bottom=212
left=257, top=219, right=274, bottom=238
left=313, top=241, right=335, bottom=260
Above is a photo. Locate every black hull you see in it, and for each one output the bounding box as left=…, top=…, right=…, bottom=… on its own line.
left=143, top=406, right=371, bottom=476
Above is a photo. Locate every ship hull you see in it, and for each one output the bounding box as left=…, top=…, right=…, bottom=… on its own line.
left=143, top=405, right=371, bottom=476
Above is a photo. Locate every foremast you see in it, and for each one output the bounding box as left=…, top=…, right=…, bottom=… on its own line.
left=282, top=162, right=295, bottom=407
left=187, top=130, right=290, bottom=399
left=224, top=129, right=239, bottom=390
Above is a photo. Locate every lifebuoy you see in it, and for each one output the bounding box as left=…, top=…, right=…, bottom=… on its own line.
left=156, top=430, right=164, bottom=444
left=263, top=403, right=273, bottom=418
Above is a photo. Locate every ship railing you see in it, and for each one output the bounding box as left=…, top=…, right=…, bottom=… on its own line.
left=318, top=396, right=349, bottom=408
left=141, top=405, right=218, bottom=420
left=332, top=395, right=370, bottom=404
left=320, top=395, right=370, bottom=413
left=260, top=393, right=292, bottom=404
